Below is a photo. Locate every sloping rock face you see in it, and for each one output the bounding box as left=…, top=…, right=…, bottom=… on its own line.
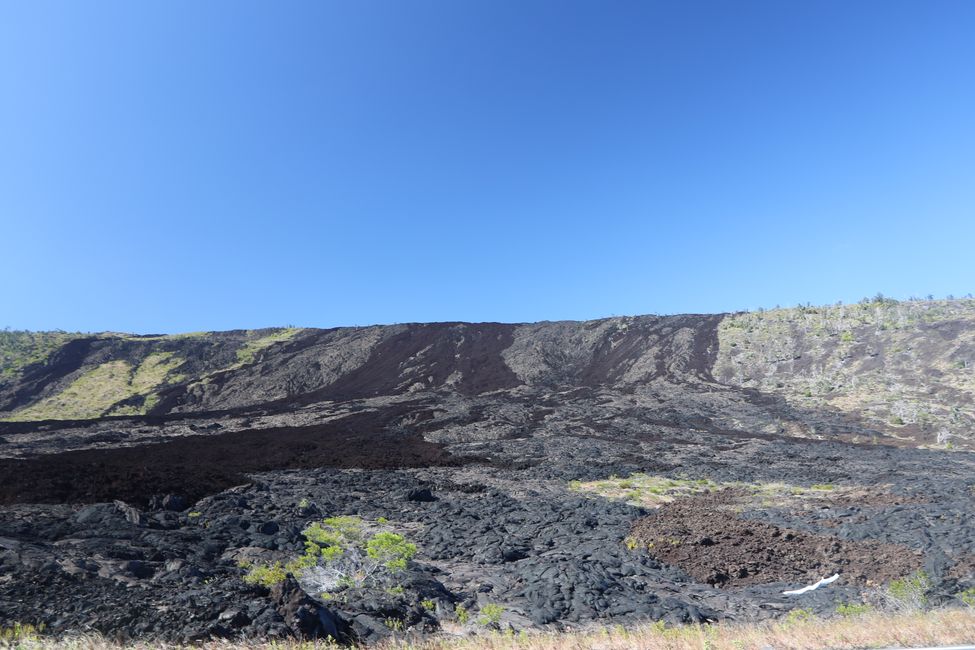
left=1, top=304, right=974, bottom=642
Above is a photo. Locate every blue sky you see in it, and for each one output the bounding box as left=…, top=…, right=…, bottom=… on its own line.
left=2, top=1, right=973, bottom=333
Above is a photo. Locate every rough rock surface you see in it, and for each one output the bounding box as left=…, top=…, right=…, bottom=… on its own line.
left=1, top=307, right=974, bottom=642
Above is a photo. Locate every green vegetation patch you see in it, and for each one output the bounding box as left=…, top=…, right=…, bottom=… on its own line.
left=5, top=352, right=186, bottom=421
left=234, top=328, right=303, bottom=367
left=240, top=515, right=417, bottom=595
left=570, top=473, right=850, bottom=509
left=0, top=330, right=80, bottom=382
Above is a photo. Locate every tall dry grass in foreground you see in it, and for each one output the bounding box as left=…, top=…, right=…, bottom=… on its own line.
left=4, top=609, right=975, bottom=650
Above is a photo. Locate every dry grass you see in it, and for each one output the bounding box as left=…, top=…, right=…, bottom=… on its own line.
left=4, top=610, right=975, bottom=650
left=569, top=472, right=840, bottom=510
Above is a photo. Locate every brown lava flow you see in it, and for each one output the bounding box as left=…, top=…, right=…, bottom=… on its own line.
left=629, top=488, right=923, bottom=588
left=0, top=408, right=468, bottom=507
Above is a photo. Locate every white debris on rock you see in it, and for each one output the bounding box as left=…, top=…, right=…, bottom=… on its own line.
left=782, top=573, right=839, bottom=596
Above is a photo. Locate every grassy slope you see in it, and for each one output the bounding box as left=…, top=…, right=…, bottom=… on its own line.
left=0, top=330, right=80, bottom=382
left=0, top=328, right=303, bottom=421
left=714, top=298, right=975, bottom=447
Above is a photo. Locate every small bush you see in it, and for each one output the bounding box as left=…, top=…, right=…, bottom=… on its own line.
left=0, top=622, right=44, bottom=643
left=959, top=587, right=975, bottom=608
left=478, top=603, right=505, bottom=626
left=366, top=531, right=417, bottom=573
left=455, top=603, right=470, bottom=624
left=293, top=516, right=418, bottom=594
left=836, top=602, right=873, bottom=617
left=881, top=571, right=932, bottom=612
left=783, top=608, right=813, bottom=625
left=243, top=562, right=288, bottom=587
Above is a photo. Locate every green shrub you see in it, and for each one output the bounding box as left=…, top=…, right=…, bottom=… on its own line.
left=455, top=603, right=470, bottom=624
left=478, top=603, right=505, bottom=626
left=836, top=602, right=872, bottom=617
left=0, top=622, right=44, bottom=643
left=273, top=515, right=419, bottom=594
left=959, top=587, right=975, bottom=608
left=882, top=571, right=931, bottom=612
left=366, top=531, right=417, bottom=573
left=243, top=562, right=288, bottom=587
left=783, top=608, right=813, bottom=625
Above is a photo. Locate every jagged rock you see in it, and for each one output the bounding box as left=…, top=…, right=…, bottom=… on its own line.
left=406, top=488, right=436, bottom=502
left=271, top=576, right=347, bottom=641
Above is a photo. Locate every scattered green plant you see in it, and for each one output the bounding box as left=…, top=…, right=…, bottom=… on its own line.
left=242, top=562, right=288, bottom=588
left=783, top=608, right=813, bottom=625
left=243, top=515, right=418, bottom=595
left=420, top=599, right=436, bottom=611
left=836, top=602, right=873, bottom=617
left=454, top=603, right=470, bottom=624
left=959, top=587, right=975, bottom=608
left=478, top=603, right=505, bottom=626
left=0, top=622, right=44, bottom=643
left=881, top=571, right=932, bottom=612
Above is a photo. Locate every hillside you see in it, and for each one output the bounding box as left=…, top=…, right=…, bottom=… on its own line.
left=1, top=299, right=974, bottom=644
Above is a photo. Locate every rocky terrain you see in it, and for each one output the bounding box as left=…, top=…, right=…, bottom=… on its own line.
left=1, top=298, right=974, bottom=643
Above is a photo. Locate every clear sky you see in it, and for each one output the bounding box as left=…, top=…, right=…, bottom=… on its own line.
left=1, top=1, right=973, bottom=333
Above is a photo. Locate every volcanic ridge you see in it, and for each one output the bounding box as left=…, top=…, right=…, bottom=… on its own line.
left=1, top=298, right=975, bottom=643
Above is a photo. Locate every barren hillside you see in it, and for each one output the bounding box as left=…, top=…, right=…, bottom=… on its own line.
left=1, top=299, right=973, bottom=643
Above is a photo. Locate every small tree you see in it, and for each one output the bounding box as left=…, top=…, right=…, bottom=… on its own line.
left=297, top=516, right=416, bottom=594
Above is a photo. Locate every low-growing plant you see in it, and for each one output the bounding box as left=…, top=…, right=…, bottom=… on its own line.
left=187, top=511, right=202, bottom=518
left=0, top=622, right=44, bottom=643
left=836, top=602, right=873, bottom=617
left=959, top=587, right=975, bottom=608
left=420, top=599, right=436, bottom=611
left=478, top=603, right=504, bottom=626
left=783, top=608, right=813, bottom=625
left=880, top=571, right=932, bottom=612
left=383, top=617, right=404, bottom=632
left=242, top=561, right=288, bottom=587
left=454, top=603, right=470, bottom=624
left=366, top=531, right=417, bottom=573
